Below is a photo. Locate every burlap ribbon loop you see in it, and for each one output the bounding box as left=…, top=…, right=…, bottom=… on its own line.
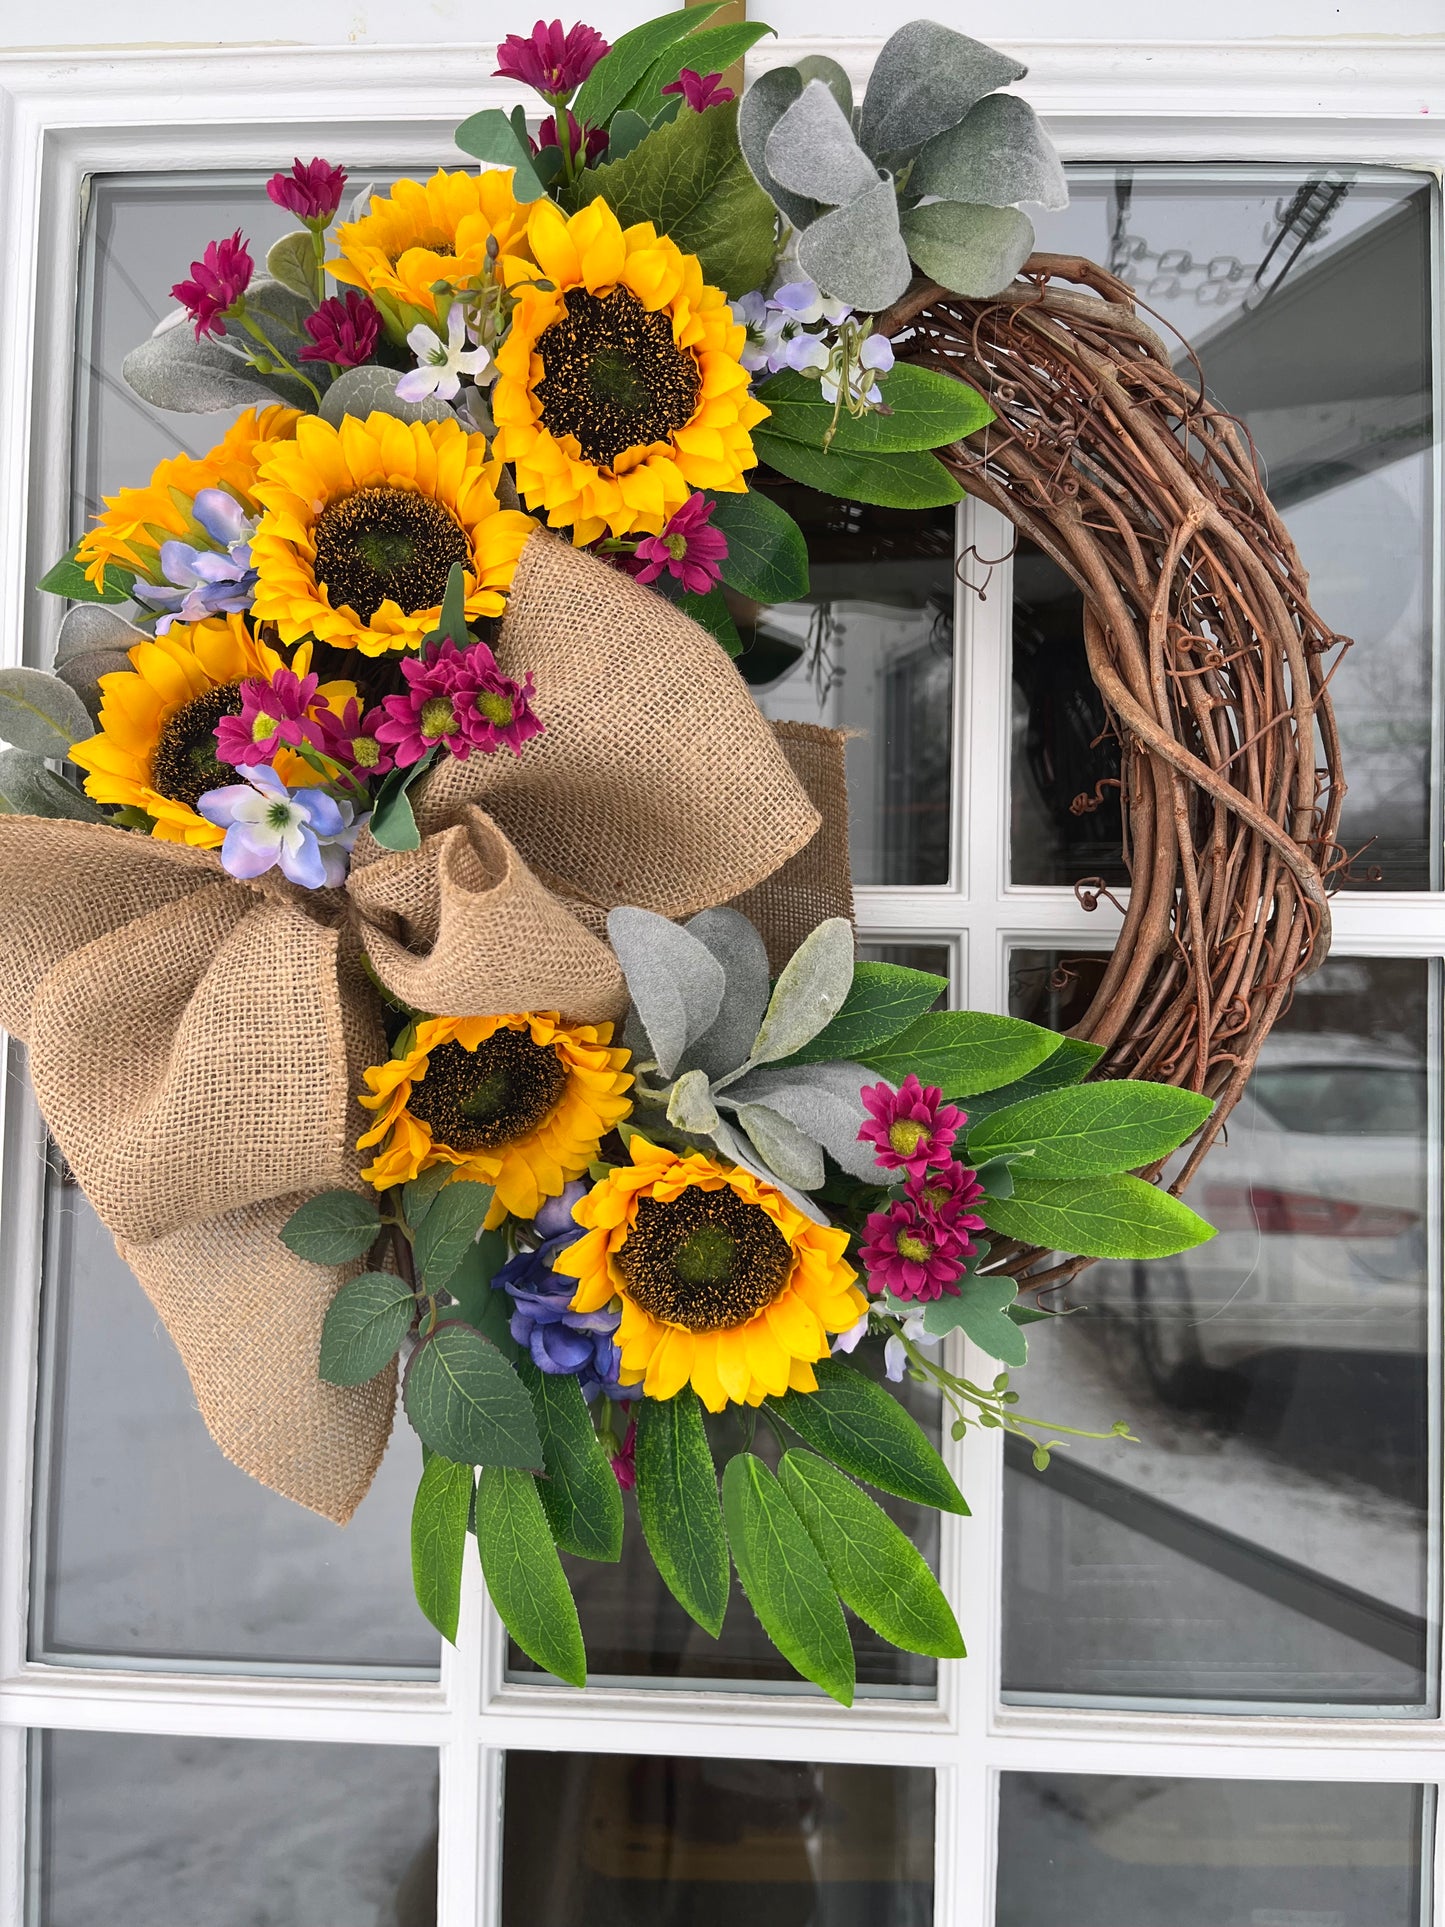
left=0, top=532, right=849, bottom=1521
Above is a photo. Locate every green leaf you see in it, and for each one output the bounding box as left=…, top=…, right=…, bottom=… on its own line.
left=402, top=1161, right=455, bottom=1228
left=778, top=1449, right=966, bottom=1658
left=445, top=1229, right=512, bottom=1344
left=858, top=1009, right=1062, bottom=1098
left=982, top=1172, right=1217, bottom=1260
left=634, top=1389, right=730, bottom=1637
left=921, top=1275, right=1027, bottom=1364
left=573, top=100, right=778, bottom=299
left=280, top=1188, right=381, bottom=1264
left=899, top=200, right=1036, bottom=301
left=745, top=915, right=855, bottom=1068
left=628, top=20, right=776, bottom=120
left=0, top=669, right=95, bottom=756
left=967, top=1081, right=1214, bottom=1178
left=521, top=1358, right=624, bottom=1562
left=675, top=584, right=741, bottom=655
left=755, top=364, right=994, bottom=455
left=783, top=961, right=946, bottom=1066
left=452, top=107, right=548, bottom=201
left=368, top=745, right=436, bottom=852
left=573, top=3, right=725, bottom=127
left=705, top=488, right=809, bottom=604
left=403, top=1322, right=543, bottom=1466
left=318, top=1272, right=415, bottom=1385
left=605, top=107, right=653, bottom=162
left=752, top=430, right=963, bottom=510
left=266, top=229, right=317, bottom=299
left=0, top=748, right=109, bottom=824
left=411, top=1453, right=474, bottom=1642
left=412, top=1179, right=496, bottom=1291
left=961, top=1037, right=1105, bottom=1122
left=424, top=562, right=471, bottom=651
left=971, top=1154, right=1014, bottom=1199
left=722, top=1454, right=855, bottom=1705
left=768, top=1358, right=968, bottom=1514
left=37, top=544, right=136, bottom=605
left=474, top=1465, right=587, bottom=1686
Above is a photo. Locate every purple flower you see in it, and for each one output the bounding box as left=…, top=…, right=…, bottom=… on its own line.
left=172, top=231, right=253, bottom=340
left=313, top=694, right=394, bottom=778
left=299, top=291, right=382, bottom=367
left=859, top=1199, right=966, bottom=1304
left=611, top=1416, right=637, bottom=1490
left=493, top=19, right=610, bottom=97
left=493, top=1193, right=638, bottom=1402
left=265, top=157, right=347, bottom=225
left=907, top=1160, right=987, bottom=1250
left=661, top=68, right=734, bottom=111
left=375, top=638, right=543, bottom=765
left=633, top=492, right=729, bottom=596
left=859, top=1073, right=963, bottom=1179
left=130, top=489, right=258, bottom=629
left=214, top=667, right=323, bottom=767
left=196, top=763, right=363, bottom=891
left=533, top=108, right=609, bottom=162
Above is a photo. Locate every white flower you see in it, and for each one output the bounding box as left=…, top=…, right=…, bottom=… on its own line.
left=831, top=1310, right=870, bottom=1356
left=883, top=1308, right=940, bottom=1381
left=396, top=305, right=493, bottom=403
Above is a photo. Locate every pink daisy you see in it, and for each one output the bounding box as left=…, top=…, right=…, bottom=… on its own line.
left=214, top=667, right=323, bottom=766
left=859, top=1199, right=967, bottom=1303
left=313, top=695, right=394, bottom=778
left=859, top=1073, right=964, bottom=1179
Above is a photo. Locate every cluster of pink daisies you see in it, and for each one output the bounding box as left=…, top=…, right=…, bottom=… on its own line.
left=856, top=1075, right=987, bottom=1301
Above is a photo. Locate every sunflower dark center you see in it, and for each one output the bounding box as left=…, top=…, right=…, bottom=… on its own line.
left=312, top=486, right=470, bottom=625
left=617, top=1186, right=793, bottom=1332
left=534, top=287, right=701, bottom=467
left=150, top=681, right=244, bottom=809
left=406, top=1032, right=568, bottom=1152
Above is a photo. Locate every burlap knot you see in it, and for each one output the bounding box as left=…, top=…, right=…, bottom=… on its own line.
left=0, top=532, right=853, bottom=1521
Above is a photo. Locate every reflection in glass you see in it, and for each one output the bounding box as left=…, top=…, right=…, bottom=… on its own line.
left=996, top=1773, right=1426, bottom=1927
left=32, top=1729, right=438, bottom=1927
left=1018, top=169, right=1437, bottom=890
left=502, top=1753, right=934, bottom=1927
left=1002, top=955, right=1434, bottom=1708
left=736, top=485, right=957, bottom=888
left=33, top=1174, right=436, bottom=1671
left=858, top=941, right=953, bottom=1002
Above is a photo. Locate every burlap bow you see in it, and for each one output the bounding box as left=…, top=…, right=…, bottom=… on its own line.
left=0, top=533, right=852, bottom=1521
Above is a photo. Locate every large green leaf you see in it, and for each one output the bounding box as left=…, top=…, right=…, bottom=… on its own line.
left=573, top=3, right=724, bottom=128
left=756, top=365, right=994, bottom=455
left=280, top=1189, right=381, bottom=1265
left=858, top=1010, right=1061, bottom=1098
left=367, top=746, right=436, bottom=853
left=403, top=1323, right=542, bottom=1467
left=982, top=1172, right=1216, bottom=1260
left=627, top=20, right=776, bottom=120
left=411, top=1453, right=474, bottom=1642
left=634, top=1389, right=730, bottom=1636
left=752, top=429, right=963, bottom=510
left=778, top=1449, right=966, bottom=1658
left=706, top=489, right=810, bottom=604
left=722, top=1454, right=854, bottom=1704
left=402, top=1162, right=455, bottom=1229
left=474, top=1465, right=587, bottom=1686
left=961, top=1037, right=1105, bottom=1122
left=967, top=1081, right=1214, bottom=1178
left=920, top=1275, right=1027, bottom=1363
left=521, top=1359, right=624, bottom=1562
left=412, top=1180, right=496, bottom=1292
left=783, top=961, right=946, bottom=1067
left=768, top=1359, right=968, bottom=1514
left=574, top=100, right=778, bottom=298
left=318, top=1272, right=415, bottom=1385
left=674, top=584, right=742, bottom=655
left=445, top=1230, right=512, bottom=1345
left=37, top=543, right=137, bottom=605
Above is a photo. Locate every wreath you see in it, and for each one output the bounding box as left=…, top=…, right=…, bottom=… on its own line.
left=0, top=11, right=1335, bottom=1702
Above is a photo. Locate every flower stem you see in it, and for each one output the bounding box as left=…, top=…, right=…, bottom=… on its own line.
left=231, top=303, right=324, bottom=407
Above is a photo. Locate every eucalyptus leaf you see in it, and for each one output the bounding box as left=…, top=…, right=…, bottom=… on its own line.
left=0, top=748, right=108, bottom=823
left=736, top=1103, right=826, bottom=1190
left=0, top=669, right=96, bottom=756
left=54, top=603, right=145, bottom=669
left=744, top=916, right=855, bottom=1069
left=453, top=106, right=549, bottom=201
left=474, top=1464, right=587, bottom=1685
left=981, top=1173, right=1217, bottom=1261
left=709, top=1114, right=830, bottom=1224
left=797, top=177, right=914, bottom=312
left=726, top=1059, right=878, bottom=1181
left=752, top=430, right=963, bottom=510
left=899, top=200, right=1036, bottom=299
left=857, top=21, right=1027, bottom=159
left=793, top=53, right=853, bottom=120
left=319, top=363, right=454, bottom=427
left=266, top=229, right=319, bottom=298
left=607, top=905, right=726, bottom=1080
left=911, top=93, right=1069, bottom=211
left=723, top=1453, right=855, bottom=1704
left=318, top=1272, right=415, bottom=1386
left=403, top=1323, right=543, bottom=1467
left=920, top=1275, right=1027, bottom=1364
left=736, top=63, right=818, bottom=230
left=411, top=1453, right=474, bottom=1643
left=280, top=1189, right=381, bottom=1265
left=764, top=79, right=878, bottom=204
left=679, top=906, right=771, bottom=1081
left=123, top=311, right=308, bottom=413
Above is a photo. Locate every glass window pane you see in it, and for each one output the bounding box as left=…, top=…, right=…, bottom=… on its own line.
left=858, top=941, right=953, bottom=1002
left=1016, top=168, right=1437, bottom=891
left=502, top=1752, right=933, bottom=1927
left=32, top=1730, right=437, bottom=1926
left=740, top=486, right=957, bottom=887
left=996, top=1774, right=1426, bottom=1927
left=33, top=1174, right=436, bottom=1672
left=1001, top=954, right=1435, bottom=1709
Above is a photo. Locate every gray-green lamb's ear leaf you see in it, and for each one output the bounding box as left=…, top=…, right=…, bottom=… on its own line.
left=744, top=916, right=856, bottom=1070
left=266, top=229, right=318, bottom=298
left=738, top=64, right=819, bottom=230
left=710, top=1114, right=830, bottom=1224
left=681, top=906, right=772, bottom=1080
left=900, top=200, right=1035, bottom=298
left=911, top=94, right=1068, bottom=212
left=764, top=79, right=878, bottom=205
left=123, top=310, right=308, bottom=413
left=793, top=53, right=853, bottom=121
left=0, top=747, right=108, bottom=823
left=857, top=20, right=1027, bottom=159
left=667, top=1067, right=721, bottom=1135
left=736, top=1102, right=826, bottom=1191
left=797, top=177, right=914, bottom=312
left=319, top=363, right=454, bottom=427
left=727, top=1060, right=877, bottom=1181
left=0, top=668, right=95, bottom=756
left=608, top=905, right=726, bottom=1080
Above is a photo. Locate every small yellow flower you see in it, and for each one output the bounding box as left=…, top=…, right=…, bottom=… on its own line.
left=249, top=412, right=536, bottom=656
left=492, top=197, right=768, bottom=544
left=357, top=1014, right=633, bottom=1228
left=555, top=1136, right=866, bottom=1410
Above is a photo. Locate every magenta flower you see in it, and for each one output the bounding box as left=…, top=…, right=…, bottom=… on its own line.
left=313, top=695, right=394, bottom=778
left=299, top=291, right=382, bottom=367
left=265, top=157, right=347, bottom=225
left=611, top=1416, right=637, bottom=1491
left=171, top=230, right=253, bottom=340
left=534, top=109, right=609, bottom=162
left=859, top=1073, right=963, bottom=1179
left=662, top=68, right=735, bottom=111
left=214, top=668, right=323, bottom=766
left=374, top=640, right=544, bottom=767
left=494, top=19, right=609, bottom=97
left=907, top=1160, right=987, bottom=1252
left=859, top=1199, right=967, bottom=1304
left=633, top=492, right=729, bottom=596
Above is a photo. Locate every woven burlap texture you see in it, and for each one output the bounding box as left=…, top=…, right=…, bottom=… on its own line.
left=0, top=530, right=845, bottom=1523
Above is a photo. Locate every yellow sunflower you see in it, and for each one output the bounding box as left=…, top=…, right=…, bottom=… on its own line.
left=68, top=615, right=319, bottom=846
left=357, top=1013, right=633, bottom=1228
left=248, top=412, right=536, bottom=656
left=556, top=1136, right=866, bottom=1410
left=327, top=169, right=535, bottom=334
left=491, top=198, right=769, bottom=544
left=75, top=404, right=301, bottom=593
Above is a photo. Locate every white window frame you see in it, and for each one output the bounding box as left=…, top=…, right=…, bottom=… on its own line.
left=0, top=34, right=1443, bottom=1927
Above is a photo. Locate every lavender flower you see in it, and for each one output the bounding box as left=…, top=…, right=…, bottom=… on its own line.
left=492, top=1184, right=639, bottom=1401
left=131, top=488, right=258, bottom=629
left=197, top=763, right=363, bottom=890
